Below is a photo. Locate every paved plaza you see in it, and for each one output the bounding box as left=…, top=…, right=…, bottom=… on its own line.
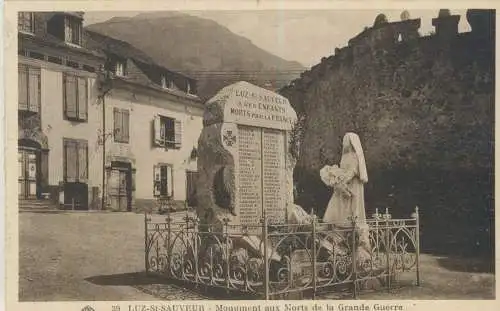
left=19, top=212, right=494, bottom=301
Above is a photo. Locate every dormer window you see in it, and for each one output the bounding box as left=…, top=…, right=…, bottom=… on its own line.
left=161, top=75, right=167, bottom=89
left=115, top=61, right=126, bottom=77
left=18, top=12, right=35, bottom=34
left=64, top=15, right=82, bottom=46
left=187, top=81, right=195, bottom=95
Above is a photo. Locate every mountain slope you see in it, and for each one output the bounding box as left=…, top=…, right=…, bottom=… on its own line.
left=85, top=12, right=305, bottom=100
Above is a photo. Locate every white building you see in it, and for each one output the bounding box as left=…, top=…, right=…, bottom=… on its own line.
left=18, top=12, right=204, bottom=211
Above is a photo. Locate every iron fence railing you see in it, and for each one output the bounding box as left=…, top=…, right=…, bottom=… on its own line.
left=144, top=207, right=420, bottom=299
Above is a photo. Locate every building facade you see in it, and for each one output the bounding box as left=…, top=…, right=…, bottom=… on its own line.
left=18, top=12, right=204, bottom=211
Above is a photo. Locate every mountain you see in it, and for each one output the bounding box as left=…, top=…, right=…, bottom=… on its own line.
left=85, top=12, right=305, bottom=100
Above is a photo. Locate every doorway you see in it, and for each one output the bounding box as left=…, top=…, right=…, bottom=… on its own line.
left=18, top=147, right=38, bottom=199
left=108, top=161, right=132, bottom=211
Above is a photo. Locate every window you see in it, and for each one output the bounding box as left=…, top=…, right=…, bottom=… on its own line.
left=160, top=75, right=173, bottom=89
left=82, top=65, right=95, bottom=73
left=18, top=64, right=40, bottom=113
left=48, top=56, right=63, bottom=65
left=28, top=51, right=45, bottom=61
left=161, top=75, right=167, bottom=89
left=63, top=73, right=88, bottom=121
left=63, top=139, right=88, bottom=182
left=153, top=164, right=173, bottom=197
left=113, top=108, right=130, bottom=143
left=115, top=61, right=126, bottom=77
left=66, top=60, right=80, bottom=69
left=18, top=12, right=35, bottom=33
left=64, top=15, right=82, bottom=46
left=153, top=115, right=182, bottom=149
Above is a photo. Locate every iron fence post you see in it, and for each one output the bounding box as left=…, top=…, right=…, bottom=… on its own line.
left=262, top=215, right=269, bottom=300
left=375, top=208, right=380, bottom=257
left=166, top=213, right=171, bottom=277
left=144, top=211, right=149, bottom=274
left=385, top=208, right=391, bottom=292
left=414, top=206, right=420, bottom=286
left=193, top=217, right=199, bottom=285
left=224, top=218, right=230, bottom=293
left=351, top=216, right=358, bottom=299
left=311, top=211, right=317, bottom=299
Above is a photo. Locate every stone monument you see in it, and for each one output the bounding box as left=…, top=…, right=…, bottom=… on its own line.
left=197, top=81, right=298, bottom=234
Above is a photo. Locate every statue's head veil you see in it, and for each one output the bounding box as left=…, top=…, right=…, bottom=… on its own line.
left=343, top=132, right=368, bottom=183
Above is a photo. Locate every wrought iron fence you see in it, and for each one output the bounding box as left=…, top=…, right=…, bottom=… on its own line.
left=144, top=207, right=420, bottom=299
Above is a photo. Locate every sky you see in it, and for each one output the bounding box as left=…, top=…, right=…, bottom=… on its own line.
left=84, top=9, right=470, bottom=67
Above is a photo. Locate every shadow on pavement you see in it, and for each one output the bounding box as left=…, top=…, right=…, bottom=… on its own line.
left=436, top=256, right=494, bottom=274
left=85, top=272, right=163, bottom=286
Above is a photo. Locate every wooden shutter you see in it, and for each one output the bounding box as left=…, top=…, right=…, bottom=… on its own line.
left=167, top=165, right=174, bottom=197
left=64, top=140, right=77, bottom=182
left=153, top=165, right=161, bottom=196
left=153, top=115, right=163, bottom=146
left=113, top=108, right=120, bottom=141
left=28, top=68, right=40, bottom=113
left=64, top=16, right=71, bottom=42
left=64, top=74, right=77, bottom=119
left=78, top=142, right=88, bottom=181
left=123, top=109, right=130, bottom=143
left=174, top=119, right=182, bottom=149
left=131, top=169, right=136, bottom=192
left=77, top=77, right=87, bottom=120
left=18, top=65, right=28, bottom=110
left=18, top=152, right=24, bottom=179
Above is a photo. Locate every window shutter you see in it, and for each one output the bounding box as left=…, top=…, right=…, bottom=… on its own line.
left=174, top=119, right=182, bottom=149
left=18, top=152, right=24, bottom=179
left=64, top=74, right=77, bottom=119
left=18, top=66, right=28, bottom=110
left=64, top=17, right=71, bottom=42
left=153, top=115, right=163, bottom=146
left=28, top=68, right=40, bottom=113
left=153, top=165, right=161, bottom=196
left=123, top=110, right=130, bottom=143
left=64, top=140, right=77, bottom=182
left=77, top=77, right=87, bottom=120
left=131, top=170, right=136, bottom=192
left=78, top=142, right=88, bottom=181
left=113, top=108, right=120, bottom=141
left=167, top=165, right=174, bottom=197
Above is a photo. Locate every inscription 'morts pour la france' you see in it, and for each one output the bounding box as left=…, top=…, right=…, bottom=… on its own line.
left=237, top=126, right=263, bottom=226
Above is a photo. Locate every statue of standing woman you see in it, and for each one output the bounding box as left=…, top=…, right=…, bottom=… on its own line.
left=320, top=133, right=370, bottom=254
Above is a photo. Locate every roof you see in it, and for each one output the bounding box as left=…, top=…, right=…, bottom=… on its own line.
left=84, top=29, right=198, bottom=92
left=84, top=29, right=156, bottom=65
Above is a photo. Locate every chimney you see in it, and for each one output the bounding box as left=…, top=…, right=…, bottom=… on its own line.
left=432, top=9, right=460, bottom=37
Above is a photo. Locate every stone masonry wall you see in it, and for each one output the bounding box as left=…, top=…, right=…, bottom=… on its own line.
left=280, top=10, right=495, bottom=257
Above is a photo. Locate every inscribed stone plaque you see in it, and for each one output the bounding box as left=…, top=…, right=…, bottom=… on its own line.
left=262, top=128, right=286, bottom=224
left=237, top=125, right=263, bottom=226
left=197, top=81, right=299, bottom=233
